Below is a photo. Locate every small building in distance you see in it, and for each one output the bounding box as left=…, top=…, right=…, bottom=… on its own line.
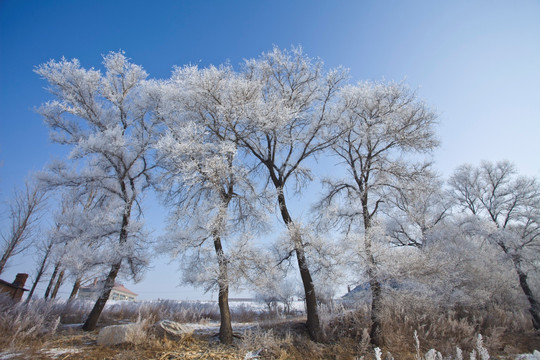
left=0, top=273, right=29, bottom=302
left=78, top=279, right=138, bottom=301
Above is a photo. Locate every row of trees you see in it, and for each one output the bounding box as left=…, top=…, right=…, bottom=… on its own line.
left=1, top=47, right=538, bottom=346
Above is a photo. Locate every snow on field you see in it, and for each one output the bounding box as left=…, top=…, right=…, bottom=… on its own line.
left=181, top=321, right=258, bottom=335
left=0, top=353, right=24, bottom=360
left=101, top=298, right=307, bottom=315
left=40, top=348, right=82, bottom=359
left=0, top=348, right=83, bottom=360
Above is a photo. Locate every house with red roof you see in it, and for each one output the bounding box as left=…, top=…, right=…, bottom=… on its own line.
left=78, top=278, right=138, bottom=301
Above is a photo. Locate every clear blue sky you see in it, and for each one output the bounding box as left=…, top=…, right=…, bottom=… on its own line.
left=1, top=0, right=539, bottom=300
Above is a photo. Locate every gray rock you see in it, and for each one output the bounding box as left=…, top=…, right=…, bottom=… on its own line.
left=97, top=323, right=146, bottom=346
left=515, top=350, right=540, bottom=360
left=153, top=320, right=194, bottom=340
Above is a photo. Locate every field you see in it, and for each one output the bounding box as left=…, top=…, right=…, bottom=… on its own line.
left=1, top=297, right=539, bottom=360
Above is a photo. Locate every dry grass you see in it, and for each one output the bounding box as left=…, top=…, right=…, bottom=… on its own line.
left=317, top=297, right=538, bottom=359
left=377, top=297, right=534, bottom=356
left=3, top=328, right=246, bottom=359
left=1, top=320, right=538, bottom=360
left=0, top=294, right=61, bottom=350
left=1, top=296, right=538, bottom=359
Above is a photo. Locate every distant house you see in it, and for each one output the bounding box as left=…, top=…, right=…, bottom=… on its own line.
left=0, top=273, right=29, bottom=302
left=342, top=279, right=417, bottom=302
left=78, top=279, right=138, bottom=301
left=342, top=283, right=371, bottom=302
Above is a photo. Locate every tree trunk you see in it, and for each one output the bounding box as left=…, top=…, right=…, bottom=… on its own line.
left=214, top=234, right=233, bottom=344
left=83, top=207, right=131, bottom=332
left=69, top=276, right=82, bottom=301
left=25, top=243, right=52, bottom=303
left=366, top=238, right=383, bottom=346
left=500, top=245, right=540, bottom=331
left=50, top=269, right=64, bottom=299
left=82, top=260, right=122, bottom=331
left=44, top=262, right=60, bottom=299
left=26, top=272, right=42, bottom=303
left=368, top=276, right=383, bottom=346
left=276, top=189, right=322, bottom=342
left=515, top=264, right=540, bottom=330
left=363, top=201, right=384, bottom=346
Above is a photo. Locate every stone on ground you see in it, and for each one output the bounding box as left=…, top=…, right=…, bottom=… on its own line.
left=153, top=320, right=194, bottom=340
left=97, top=323, right=146, bottom=346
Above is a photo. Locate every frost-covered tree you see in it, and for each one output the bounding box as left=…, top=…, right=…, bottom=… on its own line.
left=154, top=65, right=267, bottom=344
left=35, top=52, right=155, bottom=330
left=227, top=46, right=347, bottom=341
left=317, top=81, right=438, bottom=345
left=254, top=272, right=299, bottom=315
left=273, top=223, right=346, bottom=307
left=448, top=160, right=540, bottom=329
left=384, top=173, right=450, bottom=249
left=51, top=189, right=123, bottom=301
left=0, top=180, right=46, bottom=274
left=381, top=217, right=523, bottom=312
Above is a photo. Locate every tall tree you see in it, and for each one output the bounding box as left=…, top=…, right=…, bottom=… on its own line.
left=448, top=160, right=540, bottom=329
left=25, top=236, right=54, bottom=302
left=44, top=260, right=60, bottom=299
left=50, top=268, right=65, bottom=299
left=154, top=65, right=266, bottom=344
left=0, top=181, right=46, bottom=274
left=317, top=81, right=438, bottom=345
left=35, top=51, right=155, bottom=330
left=229, top=46, right=347, bottom=341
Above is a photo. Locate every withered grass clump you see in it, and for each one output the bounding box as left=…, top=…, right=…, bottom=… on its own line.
left=316, top=293, right=537, bottom=358
left=377, top=292, right=533, bottom=356
left=0, top=295, right=60, bottom=349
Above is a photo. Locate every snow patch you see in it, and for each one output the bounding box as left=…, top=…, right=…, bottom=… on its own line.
left=181, top=321, right=258, bottom=335
left=40, top=348, right=81, bottom=358
left=515, top=351, right=540, bottom=360
left=0, top=352, right=24, bottom=360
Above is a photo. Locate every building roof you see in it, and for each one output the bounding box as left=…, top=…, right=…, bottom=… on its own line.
left=112, top=283, right=137, bottom=296
left=0, top=279, right=28, bottom=291
left=80, top=281, right=137, bottom=296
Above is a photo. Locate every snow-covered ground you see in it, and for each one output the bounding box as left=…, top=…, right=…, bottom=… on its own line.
left=0, top=353, right=24, bottom=360
left=39, top=348, right=82, bottom=359
left=176, top=321, right=258, bottom=335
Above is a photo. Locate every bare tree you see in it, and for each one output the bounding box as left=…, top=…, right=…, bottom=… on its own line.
left=44, top=259, right=60, bottom=299
left=50, top=268, right=65, bottom=299
left=229, top=46, right=347, bottom=341
left=316, top=81, right=438, bottom=345
left=35, top=51, right=155, bottom=330
left=448, top=160, right=540, bottom=329
left=25, top=236, right=54, bottom=302
left=0, top=181, right=46, bottom=274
